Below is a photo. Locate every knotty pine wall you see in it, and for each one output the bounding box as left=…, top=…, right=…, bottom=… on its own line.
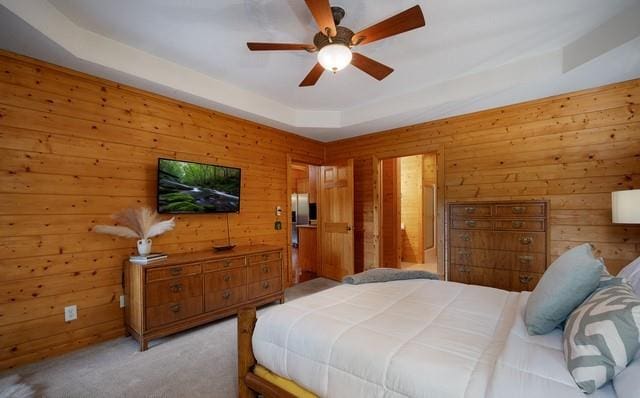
left=326, top=78, right=640, bottom=273
left=400, top=155, right=423, bottom=263
left=0, top=51, right=324, bottom=370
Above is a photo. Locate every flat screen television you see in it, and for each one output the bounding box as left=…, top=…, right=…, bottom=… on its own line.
left=157, top=158, right=241, bottom=214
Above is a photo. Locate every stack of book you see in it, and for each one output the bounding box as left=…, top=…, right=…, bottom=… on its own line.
left=129, top=253, right=167, bottom=264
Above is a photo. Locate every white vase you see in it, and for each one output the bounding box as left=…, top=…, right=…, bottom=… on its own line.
left=137, top=238, right=152, bottom=256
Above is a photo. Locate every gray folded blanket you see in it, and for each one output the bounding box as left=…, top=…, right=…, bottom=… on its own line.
left=342, top=268, right=440, bottom=285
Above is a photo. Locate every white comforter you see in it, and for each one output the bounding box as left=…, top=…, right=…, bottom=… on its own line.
left=252, top=280, right=616, bottom=398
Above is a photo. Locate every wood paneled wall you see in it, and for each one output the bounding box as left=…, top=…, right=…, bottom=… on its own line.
left=400, top=155, right=423, bottom=263
left=0, top=51, right=324, bottom=370
left=326, top=79, right=640, bottom=273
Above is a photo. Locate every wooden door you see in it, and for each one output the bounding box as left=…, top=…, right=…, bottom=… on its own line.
left=319, top=160, right=354, bottom=281
left=381, top=158, right=401, bottom=267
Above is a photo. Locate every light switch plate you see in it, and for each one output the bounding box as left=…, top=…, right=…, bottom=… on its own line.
left=119, top=295, right=125, bottom=308
left=64, top=305, right=77, bottom=322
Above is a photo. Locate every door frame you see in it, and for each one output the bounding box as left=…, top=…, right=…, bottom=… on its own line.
left=372, top=144, right=446, bottom=278
left=286, top=154, right=322, bottom=287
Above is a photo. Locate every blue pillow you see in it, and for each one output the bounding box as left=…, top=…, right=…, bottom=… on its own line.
left=524, top=243, right=603, bottom=335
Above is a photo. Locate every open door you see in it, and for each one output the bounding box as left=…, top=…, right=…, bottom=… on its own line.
left=319, top=160, right=354, bottom=281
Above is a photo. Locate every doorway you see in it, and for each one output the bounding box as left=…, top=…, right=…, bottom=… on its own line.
left=288, top=161, right=320, bottom=285
left=378, top=153, right=438, bottom=274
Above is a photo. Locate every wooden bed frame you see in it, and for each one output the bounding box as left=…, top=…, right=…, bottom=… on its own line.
left=238, top=306, right=299, bottom=398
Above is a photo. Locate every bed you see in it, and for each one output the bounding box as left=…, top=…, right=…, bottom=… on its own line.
left=237, top=279, right=616, bottom=398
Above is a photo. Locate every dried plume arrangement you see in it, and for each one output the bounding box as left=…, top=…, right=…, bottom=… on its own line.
left=94, top=207, right=175, bottom=239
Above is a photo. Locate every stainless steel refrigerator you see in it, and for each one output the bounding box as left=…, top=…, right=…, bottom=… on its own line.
left=291, top=193, right=309, bottom=247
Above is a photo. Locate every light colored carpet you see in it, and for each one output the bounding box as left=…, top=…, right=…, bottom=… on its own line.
left=0, top=278, right=339, bottom=398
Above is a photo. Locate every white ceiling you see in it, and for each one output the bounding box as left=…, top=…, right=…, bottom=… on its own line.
left=1, top=0, right=639, bottom=141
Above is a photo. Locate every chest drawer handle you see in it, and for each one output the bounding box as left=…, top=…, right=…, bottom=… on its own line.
left=512, top=221, right=524, bottom=228
left=512, top=206, right=525, bottom=214
left=170, top=303, right=181, bottom=313
left=519, top=236, right=533, bottom=245
left=262, top=281, right=270, bottom=289
left=459, top=267, right=471, bottom=273
left=465, top=207, right=475, bottom=214
left=465, top=220, right=477, bottom=227
left=262, top=266, right=270, bottom=273
left=519, top=275, right=533, bottom=284
left=262, top=254, right=269, bottom=260
left=169, top=267, right=182, bottom=276
left=223, top=275, right=231, bottom=282
left=222, top=291, right=231, bottom=300
left=460, top=234, right=471, bottom=242
left=223, top=260, right=231, bottom=268
left=169, top=283, right=183, bottom=293
left=518, top=256, right=533, bottom=265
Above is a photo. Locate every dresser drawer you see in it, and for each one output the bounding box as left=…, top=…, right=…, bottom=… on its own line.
left=511, top=272, right=542, bottom=292
left=492, top=231, right=546, bottom=253
left=248, top=251, right=281, bottom=265
left=204, top=267, right=246, bottom=291
left=451, top=204, right=492, bottom=218
left=146, top=264, right=202, bottom=282
left=449, top=229, right=492, bottom=249
left=247, top=259, right=281, bottom=283
left=451, top=219, right=492, bottom=230
left=203, top=256, right=246, bottom=272
left=145, top=275, right=202, bottom=307
left=450, top=247, right=493, bottom=268
left=494, top=219, right=544, bottom=232
left=493, top=251, right=546, bottom=273
left=247, top=276, right=282, bottom=300
left=495, top=203, right=545, bottom=218
left=145, top=296, right=203, bottom=329
left=205, top=285, right=247, bottom=312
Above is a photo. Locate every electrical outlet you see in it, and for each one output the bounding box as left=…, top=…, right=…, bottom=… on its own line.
left=64, top=305, right=77, bottom=322
left=119, top=295, right=125, bottom=308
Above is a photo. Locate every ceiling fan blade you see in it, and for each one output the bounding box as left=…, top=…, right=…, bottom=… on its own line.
left=247, top=42, right=314, bottom=51
left=299, top=63, right=325, bottom=87
left=352, top=5, right=425, bottom=46
left=304, top=0, right=337, bottom=37
left=351, top=53, right=394, bottom=81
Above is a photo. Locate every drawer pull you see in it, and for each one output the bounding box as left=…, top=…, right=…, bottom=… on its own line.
left=223, top=260, right=231, bottom=268
left=222, top=291, right=231, bottom=300
left=262, top=254, right=269, bottom=260
left=223, top=275, right=231, bottom=282
left=169, top=267, right=183, bottom=276
left=519, top=236, right=533, bottom=245
left=169, top=303, right=181, bottom=313
left=465, top=220, right=477, bottom=227
left=512, top=206, right=525, bottom=214
left=512, top=221, right=524, bottom=229
left=262, top=266, right=270, bottom=273
left=460, top=234, right=471, bottom=242
left=169, top=283, right=183, bottom=293
left=519, top=275, right=533, bottom=284
left=460, top=267, right=471, bottom=273
left=464, top=207, right=476, bottom=214
left=262, top=281, right=270, bottom=289
left=518, top=255, right=533, bottom=265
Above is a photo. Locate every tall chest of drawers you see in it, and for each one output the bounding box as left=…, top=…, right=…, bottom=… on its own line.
left=447, top=201, right=549, bottom=291
left=124, top=245, right=284, bottom=350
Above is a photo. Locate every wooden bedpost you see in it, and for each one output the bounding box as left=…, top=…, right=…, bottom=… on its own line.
left=238, top=306, right=258, bottom=398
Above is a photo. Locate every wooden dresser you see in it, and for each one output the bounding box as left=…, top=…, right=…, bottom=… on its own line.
left=447, top=201, right=549, bottom=291
left=124, top=244, right=284, bottom=350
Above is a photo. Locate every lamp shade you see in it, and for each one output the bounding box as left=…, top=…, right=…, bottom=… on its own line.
left=612, top=189, right=640, bottom=224
left=317, top=44, right=352, bottom=73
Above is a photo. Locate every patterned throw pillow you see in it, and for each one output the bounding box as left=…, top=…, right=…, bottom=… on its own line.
left=563, top=278, right=640, bottom=393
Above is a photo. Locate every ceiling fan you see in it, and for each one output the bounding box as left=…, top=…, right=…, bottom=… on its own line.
left=247, top=0, right=426, bottom=87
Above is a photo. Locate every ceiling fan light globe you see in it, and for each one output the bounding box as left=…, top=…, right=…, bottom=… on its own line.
left=317, top=44, right=352, bottom=73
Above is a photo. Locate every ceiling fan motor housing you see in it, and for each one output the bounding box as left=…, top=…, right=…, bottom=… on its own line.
left=313, top=26, right=355, bottom=50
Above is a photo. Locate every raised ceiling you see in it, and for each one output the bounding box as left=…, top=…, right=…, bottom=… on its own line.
left=1, top=0, right=639, bottom=141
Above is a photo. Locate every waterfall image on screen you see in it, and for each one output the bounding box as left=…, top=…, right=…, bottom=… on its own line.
left=158, top=158, right=241, bottom=213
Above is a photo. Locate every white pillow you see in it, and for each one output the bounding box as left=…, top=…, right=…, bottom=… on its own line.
left=617, top=256, right=640, bottom=295
left=613, top=352, right=640, bottom=398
